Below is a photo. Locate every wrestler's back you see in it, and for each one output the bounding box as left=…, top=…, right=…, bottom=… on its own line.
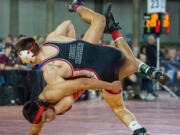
left=41, top=40, right=124, bottom=82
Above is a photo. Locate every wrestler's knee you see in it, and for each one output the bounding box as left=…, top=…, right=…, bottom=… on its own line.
left=93, top=15, right=106, bottom=29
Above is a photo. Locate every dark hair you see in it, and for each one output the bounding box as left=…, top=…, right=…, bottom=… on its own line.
left=23, top=100, right=55, bottom=124
left=23, top=101, right=42, bottom=124
left=15, top=37, right=39, bottom=53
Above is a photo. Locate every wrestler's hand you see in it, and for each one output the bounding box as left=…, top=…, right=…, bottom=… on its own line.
left=43, top=108, right=56, bottom=123
left=108, top=81, right=122, bottom=94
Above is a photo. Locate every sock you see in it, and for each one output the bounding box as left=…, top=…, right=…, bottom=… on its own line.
left=128, top=121, right=142, bottom=131
left=74, top=4, right=84, bottom=12
left=73, top=2, right=85, bottom=12
left=112, top=30, right=123, bottom=42
left=138, top=62, right=150, bottom=74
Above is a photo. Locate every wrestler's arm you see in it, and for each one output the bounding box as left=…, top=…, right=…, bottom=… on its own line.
left=42, top=78, right=121, bottom=103
left=49, top=20, right=76, bottom=39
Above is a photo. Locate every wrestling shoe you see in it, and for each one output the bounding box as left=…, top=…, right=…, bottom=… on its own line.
left=68, top=0, right=85, bottom=12
left=146, top=67, right=170, bottom=85
left=133, top=128, right=149, bottom=135
left=104, top=2, right=121, bottom=34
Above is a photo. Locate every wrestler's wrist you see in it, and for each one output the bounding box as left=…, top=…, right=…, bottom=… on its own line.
left=106, top=83, right=114, bottom=91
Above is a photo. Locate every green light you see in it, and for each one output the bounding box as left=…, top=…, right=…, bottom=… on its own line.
left=163, top=27, right=166, bottom=33
left=147, top=27, right=151, bottom=33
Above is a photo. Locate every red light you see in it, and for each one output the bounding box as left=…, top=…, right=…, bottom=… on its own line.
left=155, top=25, right=160, bottom=33
left=166, top=26, right=170, bottom=33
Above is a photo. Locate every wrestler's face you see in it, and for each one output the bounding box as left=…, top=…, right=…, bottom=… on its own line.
left=41, top=108, right=56, bottom=123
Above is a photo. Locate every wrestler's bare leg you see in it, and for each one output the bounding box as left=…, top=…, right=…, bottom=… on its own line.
left=101, top=83, right=148, bottom=134
left=114, top=39, right=139, bottom=79
left=101, top=82, right=136, bottom=126
left=70, top=2, right=138, bottom=80
left=103, top=94, right=136, bottom=126
left=71, top=4, right=105, bottom=44
left=105, top=3, right=170, bottom=85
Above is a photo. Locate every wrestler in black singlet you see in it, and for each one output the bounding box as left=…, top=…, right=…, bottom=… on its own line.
left=42, top=40, right=125, bottom=82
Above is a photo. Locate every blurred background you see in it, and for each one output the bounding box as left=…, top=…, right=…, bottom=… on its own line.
left=0, top=0, right=180, bottom=105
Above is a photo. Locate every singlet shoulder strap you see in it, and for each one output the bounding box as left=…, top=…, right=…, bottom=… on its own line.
left=41, top=42, right=61, bottom=66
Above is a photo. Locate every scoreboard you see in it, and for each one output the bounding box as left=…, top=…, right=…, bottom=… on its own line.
left=144, top=13, right=170, bottom=35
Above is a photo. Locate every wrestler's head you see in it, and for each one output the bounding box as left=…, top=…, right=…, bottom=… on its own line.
left=15, top=37, right=40, bottom=66
left=23, top=100, right=56, bottom=124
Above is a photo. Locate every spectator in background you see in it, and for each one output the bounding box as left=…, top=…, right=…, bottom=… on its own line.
left=146, top=35, right=157, bottom=67
left=0, top=35, right=13, bottom=55
left=140, top=45, right=146, bottom=54
left=136, top=53, right=157, bottom=101
left=4, top=35, right=13, bottom=44
left=123, top=73, right=141, bottom=100
left=167, top=48, right=176, bottom=61
left=160, top=47, right=169, bottom=60
left=0, top=43, right=26, bottom=70
left=175, top=49, right=180, bottom=62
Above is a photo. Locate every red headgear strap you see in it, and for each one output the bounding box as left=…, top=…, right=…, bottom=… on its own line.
left=28, top=42, right=36, bottom=54
left=27, top=42, right=40, bottom=57
left=32, top=48, right=40, bottom=57
left=33, top=105, right=45, bottom=124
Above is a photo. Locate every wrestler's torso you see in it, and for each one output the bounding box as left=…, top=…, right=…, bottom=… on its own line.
left=40, top=40, right=124, bottom=82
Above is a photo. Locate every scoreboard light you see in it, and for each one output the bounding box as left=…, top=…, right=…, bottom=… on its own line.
left=144, top=13, right=170, bottom=35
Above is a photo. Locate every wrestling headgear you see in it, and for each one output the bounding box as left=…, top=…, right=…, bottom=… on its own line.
left=23, top=100, right=55, bottom=124
left=18, top=42, right=40, bottom=64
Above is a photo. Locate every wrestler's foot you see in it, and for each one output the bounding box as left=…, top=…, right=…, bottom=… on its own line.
left=133, top=128, right=149, bottom=135
left=104, top=2, right=121, bottom=34
left=68, top=0, right=85, bottom=12
left=146, top=67, right=170, bottom=85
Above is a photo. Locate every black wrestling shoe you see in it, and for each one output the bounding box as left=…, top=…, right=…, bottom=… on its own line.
left=68, top=0, right=85, bottom=12
left=146, top=67, right=170, bottom=85
left=133, top=128, right=149, bottom=135
left=104, top=2, right=121, bottom=34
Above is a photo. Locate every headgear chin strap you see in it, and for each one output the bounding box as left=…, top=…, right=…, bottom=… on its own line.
left=18, top=42, right=40, bottom=64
